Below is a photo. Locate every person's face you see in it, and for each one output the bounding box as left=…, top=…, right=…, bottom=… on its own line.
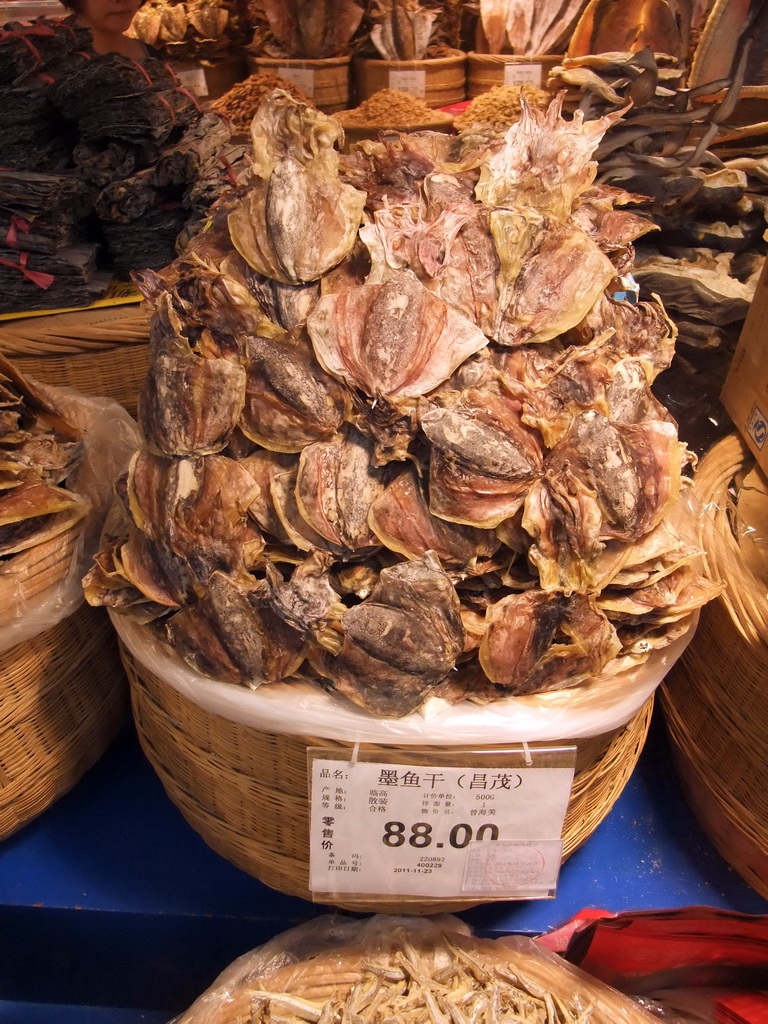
left=78, top=0, right=140, bottom=35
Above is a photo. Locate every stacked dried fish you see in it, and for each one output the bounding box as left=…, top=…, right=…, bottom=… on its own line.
left=248, top=0, right=365, bottom=59
left=476, top=0, right=590, bottom=54
left=0, top=355, right=90, bottom=562
left=85, top=90, right=720, bottom=718
left=131, top=0, right=244, bottom=61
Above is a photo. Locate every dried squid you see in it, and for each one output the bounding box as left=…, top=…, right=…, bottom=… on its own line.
left=86, top=89, right=718, bottom=717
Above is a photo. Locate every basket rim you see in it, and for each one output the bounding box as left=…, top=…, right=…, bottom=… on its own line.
left=353, top=48, right=467, bottom=69
left=113, top=607, right=696, bottom=746
left=467, top=51, right=564, bottom=62
left=247, top=53, right=352, bottom=67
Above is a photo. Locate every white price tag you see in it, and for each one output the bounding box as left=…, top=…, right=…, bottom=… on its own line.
left=175, top=67, right=208, bottom=98
left=388, top=69, right=427, bottom=97
left=275, top=66, right=315, bottom=97
left=309, top=748, right=574, bottom=900
left=503, top=62, right=543, bottom=87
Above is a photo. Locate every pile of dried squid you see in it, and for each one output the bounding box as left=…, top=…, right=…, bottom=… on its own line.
left=84, top=89, right=722, bottom=719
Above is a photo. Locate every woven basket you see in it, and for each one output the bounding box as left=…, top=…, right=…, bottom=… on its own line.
left=353, top=50, right=466, bottom=109
left=0, top=602, right=128, bottom=839
left=246, top=55, right=351, bottom=113
left=122, top=642, right=653, bottom=914
left=467, top=52, right=561, bottom=96
left=0, top=304, right=150, bottom=417
left=661, top=433, right=768, bottom=899
left=0, top=521, right=81, bottom=628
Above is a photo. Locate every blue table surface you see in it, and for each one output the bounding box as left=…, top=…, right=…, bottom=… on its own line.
left=1, top=709, right=766, bottom=1021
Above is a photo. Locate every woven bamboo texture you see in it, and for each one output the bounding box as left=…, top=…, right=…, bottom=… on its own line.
left=0, top=304, right=150, bottom=417
left=0, top=602, right=128, bottom=839
left=247, top=56, right=351, bottom=113
left=467, top=52, right=561, bottom=96
left=353, top=50, right=467, bottom=108
left=123, top=642, right=653, bottom=913
left=0, top=522, right=81, bottom=628
left=661, top=433, right=768, bottom=898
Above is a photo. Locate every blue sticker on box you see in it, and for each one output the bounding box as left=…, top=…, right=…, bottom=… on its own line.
left=747, top=404, right=767, bottom=450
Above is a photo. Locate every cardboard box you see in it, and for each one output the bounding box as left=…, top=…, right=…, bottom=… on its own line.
left=721, top=256, right=768, bottom=475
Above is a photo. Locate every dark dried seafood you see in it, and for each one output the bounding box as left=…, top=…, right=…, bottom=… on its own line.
left=251, top=0, right=364, bottom=59
left=86, top=90, right=719, bottom=716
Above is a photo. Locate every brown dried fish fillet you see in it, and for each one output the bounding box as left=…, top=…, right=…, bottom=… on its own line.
left=240, top=326, right=348, bottom=453
left=524, top=465, right=604, bottom=593
left=0, top=473, right=85, bottom=526
left=569, top=294, right=676, bottom=377
left=167, top=571, right=306, bottom=685
left=324, top=551, right=465, bottom=716
left=475, top=94, right=626, bottom=219
left=295, top=431, right=385, bottom=554
left=420, top=378, right=544, bottom=528
left=139, top=351, right=247, bottom=457
left=307, top=268, right=488, bottom=399
left=491, top=206, right=616, bottom=346
left=239, top=449, right=296, bottom=542
left=480, top=590, right=620, bottom=693
left=265, top=552, right=346, bottom=651
left=127, top=451, right=261, bottom=587
left=0, top=505, right=89, bottom=557
left=228, top=93, right=366, bottom=285
left=270, top=467, right=346, bottom=555
left=369, top=467, right=500, bottom=569
left=261, top=0, right=363, bottom=59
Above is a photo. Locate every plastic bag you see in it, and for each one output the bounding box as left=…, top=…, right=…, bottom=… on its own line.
left=0, top=381, right=139, bottom=655
left=113, top=608, right=696, bottom=744
left=173, top=913, right=660, bottom=1024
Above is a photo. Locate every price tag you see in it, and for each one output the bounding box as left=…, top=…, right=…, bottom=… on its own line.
left=175, top=67, right=208, bottom=98
left=308, top=746, right=575, bottom=901
left=503, top=62, right=543, bottom=87
left=275, top=66, right=316, bottom=97
left=388, top=69, right=427, bottom=97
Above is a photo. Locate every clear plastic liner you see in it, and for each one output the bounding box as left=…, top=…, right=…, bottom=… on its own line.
left=113, top=611, right=697, bottom=744
left=173, top=913, right=660, bottom=1024
left=0, top=383, right=139, bottom=655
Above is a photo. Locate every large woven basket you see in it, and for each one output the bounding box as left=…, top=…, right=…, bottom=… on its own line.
left=467, top=52, right=561, bottom=96
left=122, top=642, right=653, bottom=914
left=0, top=602, right=128, bottom=839
left=353, top=50, right=467, bottom=108
left=0, top=303, right=150, bottom=418
left=246, top=55, right=351, bottom=113
left=661, top=433, right=768, bottom=898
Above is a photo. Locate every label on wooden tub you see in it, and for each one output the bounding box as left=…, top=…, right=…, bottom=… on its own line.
left=388, top=68, right=427, bottom=97
left=276, top=66, right=316, bottom=97
left=504, top=62, right=543, bottom=87
left=308, top=745, right=575, bottom=901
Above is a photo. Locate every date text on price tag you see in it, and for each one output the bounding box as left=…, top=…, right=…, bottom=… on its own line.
left=503, top=62, right=543, bottom=87
left=308, top=747, right=575, bottom=901
left=388, top=69, right=427, bottom=97
left=275, top=66, right=316, bottom=97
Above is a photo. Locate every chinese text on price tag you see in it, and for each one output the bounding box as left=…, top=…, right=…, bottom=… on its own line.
left=388, top=69, right=427, bottom=97
left=276, top=67, right=316, bottom=97
left=503, top=62, right=542, bottom=87
left=176, top=67, right=208, bottom=97
left=309, top=747, right=575, bottom=901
